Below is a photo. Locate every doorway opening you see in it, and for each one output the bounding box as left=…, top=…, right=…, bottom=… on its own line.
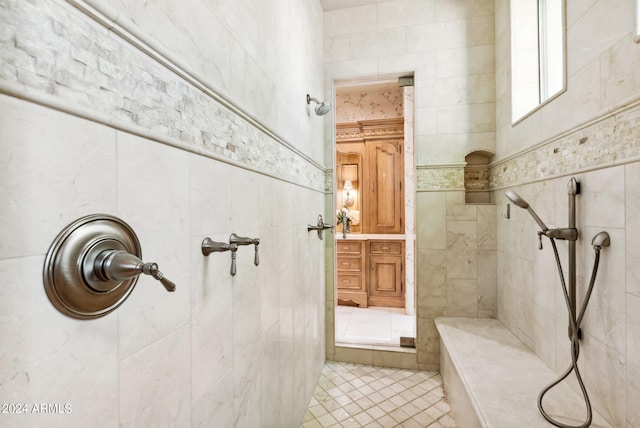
left=333, top=76, right=416, bottom=350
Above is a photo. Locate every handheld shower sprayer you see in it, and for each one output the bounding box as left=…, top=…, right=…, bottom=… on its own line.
left=504, top=190, right=549, bottom=232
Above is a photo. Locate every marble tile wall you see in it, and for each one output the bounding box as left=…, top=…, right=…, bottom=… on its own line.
left=495, top=163, right=639, bottom=428
left=0, top=0, right=326, bottom=427
left=323, top=0, right=497, bottom=370
left=494, top=1, right=640, bottom=426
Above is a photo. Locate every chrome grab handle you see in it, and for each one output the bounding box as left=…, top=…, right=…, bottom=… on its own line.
left=201, top=238, right=238, bottom=276
left=229, top=233, right=260, bottom=271
left=93, top=250, right=176, bottom=292
left=307, top=214, right=334, bottom=240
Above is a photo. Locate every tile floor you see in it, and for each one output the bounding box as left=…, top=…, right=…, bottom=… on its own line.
left=335, top=306, right=415, bottom=347
left=301, top=361, right=456, bottom=428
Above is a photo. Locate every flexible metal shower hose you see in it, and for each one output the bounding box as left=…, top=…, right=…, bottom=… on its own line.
left=537, top=238, right=602, bottom=428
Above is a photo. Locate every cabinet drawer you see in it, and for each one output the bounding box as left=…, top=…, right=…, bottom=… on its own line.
left=337, top=274, right=362, bottom=290
left=336, top=241, right=363, bottom=255
left=369, top=241, right=403, bottom=255
left=336, top=257, right=362, bottom=272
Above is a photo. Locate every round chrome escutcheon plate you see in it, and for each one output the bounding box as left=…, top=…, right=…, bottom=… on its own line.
left=43, top=214, right=142, bottom=319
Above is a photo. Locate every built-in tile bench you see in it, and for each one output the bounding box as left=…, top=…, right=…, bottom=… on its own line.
left=435, top=317, right=612, bottom=428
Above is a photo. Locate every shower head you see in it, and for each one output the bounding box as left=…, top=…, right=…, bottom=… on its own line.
left=505, top=189, right=549, bottom=231
left=505, top=189, right=529, bottom=209
left=306, top=94, right=331, bottom=116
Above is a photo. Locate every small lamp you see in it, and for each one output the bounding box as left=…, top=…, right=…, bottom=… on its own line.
left=344, top=180, right=354, bottom=206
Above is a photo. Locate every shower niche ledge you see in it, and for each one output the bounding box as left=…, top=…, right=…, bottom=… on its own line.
left=464, top=151, right=494, bottom=204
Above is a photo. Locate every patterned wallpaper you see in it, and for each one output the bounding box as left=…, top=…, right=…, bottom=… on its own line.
left=335, top=81, right=403, bottom=123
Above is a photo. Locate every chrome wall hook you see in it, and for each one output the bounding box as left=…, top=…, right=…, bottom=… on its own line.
left=43, top=214, right=176, bottom=320
left=307, top=214, right=334, bottom=240
left=201, top=238, right=238, bottom=275
left=229, top=233, right=260, bottom=270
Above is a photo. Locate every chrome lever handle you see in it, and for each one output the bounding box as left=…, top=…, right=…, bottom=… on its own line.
left=229, top=233, right=260, bottom=268
left=95, top=250, right=176, bottom=292
left=231, top=251, right=237, bottom=276
left=201, top=238, right=238, bottom=276
left=143, top=263, right=176, bottom=292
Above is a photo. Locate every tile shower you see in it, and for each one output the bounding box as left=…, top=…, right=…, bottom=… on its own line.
left=324, top=0, right=640, bottom=426
left=0, top=0, right=326, bottom=426
left=1, top=0, right=640, bottom=427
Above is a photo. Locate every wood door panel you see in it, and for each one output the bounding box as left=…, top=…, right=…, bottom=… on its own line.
left=366, top=140, right=403, bottom=234
left=369, top=255, right=403, bottom=298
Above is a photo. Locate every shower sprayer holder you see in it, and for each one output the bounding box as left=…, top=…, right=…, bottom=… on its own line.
left=43, top=214, right=176, bottom=320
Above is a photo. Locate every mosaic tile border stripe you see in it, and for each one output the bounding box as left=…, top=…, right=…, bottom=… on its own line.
left=416, top=165, right=465, bottom=192
left=489, top=101, right=640, bottom=189
left=0, top=0, right=326, bottom=191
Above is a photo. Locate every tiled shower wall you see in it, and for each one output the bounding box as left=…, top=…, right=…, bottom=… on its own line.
left=0, top=0, right=326, bottom=427
left=493, top=0, right=640, bottom=426
left=323, top=0, right=498, bottom=370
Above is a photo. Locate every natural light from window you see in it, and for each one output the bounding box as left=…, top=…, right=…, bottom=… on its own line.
left=511, top=0, right=565, bottom=122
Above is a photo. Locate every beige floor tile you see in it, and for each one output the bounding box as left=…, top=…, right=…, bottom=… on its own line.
left=303, top=361, right=456, bottom=427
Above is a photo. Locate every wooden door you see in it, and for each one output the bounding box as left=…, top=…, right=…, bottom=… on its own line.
left=365, top=139, right=404, bottom=234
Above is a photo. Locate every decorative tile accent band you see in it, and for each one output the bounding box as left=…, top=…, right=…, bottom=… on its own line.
left=0, top=0, right=326, bottom=191
left=416, top=166, right=465, bottom=191
left=490, top=103, right=640, bottom=188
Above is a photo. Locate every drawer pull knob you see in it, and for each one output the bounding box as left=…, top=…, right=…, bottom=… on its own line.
left=382, top=246, right=389, bottom=250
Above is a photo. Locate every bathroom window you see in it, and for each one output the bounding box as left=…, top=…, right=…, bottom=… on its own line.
left=511, top=0, right=565, bottom=122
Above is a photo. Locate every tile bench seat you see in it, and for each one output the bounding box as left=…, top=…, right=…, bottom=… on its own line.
left=435, top=317, right=612, bottom=428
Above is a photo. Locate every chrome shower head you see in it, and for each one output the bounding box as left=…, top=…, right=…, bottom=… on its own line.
left=505, top=189, right=529, bottom=209
left=505, top=189, right=549, bottom=231
left=306, top=94, right=331, bottom=116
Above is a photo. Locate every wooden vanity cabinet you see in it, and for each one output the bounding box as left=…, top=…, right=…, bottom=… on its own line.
left=336, top=240, right=367, bottom=307
left=367, top=240, right=404, bottom=308
left=335, top=119, right=406, bottom=309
